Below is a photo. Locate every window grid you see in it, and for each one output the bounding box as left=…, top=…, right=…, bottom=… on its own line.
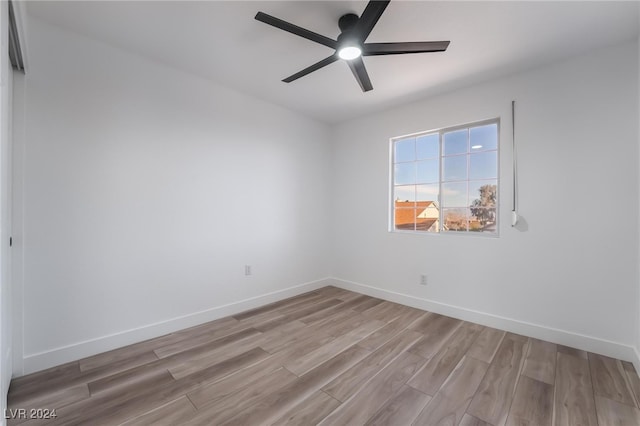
left=391, top=119, right=499, bottom=236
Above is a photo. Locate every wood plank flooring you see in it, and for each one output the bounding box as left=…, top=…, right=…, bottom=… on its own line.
left=7, top=286, right=640, bottom=425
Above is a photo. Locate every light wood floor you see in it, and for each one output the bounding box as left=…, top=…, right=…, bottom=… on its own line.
left=7, top=286, right=640, bottom=426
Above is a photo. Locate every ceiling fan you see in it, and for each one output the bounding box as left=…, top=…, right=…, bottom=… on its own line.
left=255, top=0, right=450, bottom=92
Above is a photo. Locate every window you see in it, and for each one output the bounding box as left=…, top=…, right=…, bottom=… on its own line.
left=391, top=119, right=499, bottom=235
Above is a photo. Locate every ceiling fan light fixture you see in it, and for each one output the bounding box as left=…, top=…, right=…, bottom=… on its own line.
left=338, top=45, right=362, bottom=60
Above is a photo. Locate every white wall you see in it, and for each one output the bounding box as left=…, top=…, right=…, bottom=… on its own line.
left=14, top=17, right=332, bottom=374
left=1, top=0, right=13, bottom=415
left=331, top=41, right=640, bottom=361
left=637, top=10, right=640, bottom=363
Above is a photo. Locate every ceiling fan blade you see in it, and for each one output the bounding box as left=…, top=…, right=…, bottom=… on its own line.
left=353, top=0, right=390, bottom=42
left=255, top=12, right=337, bottom=49
left=347, top=57, right=373, bottom=92
left=283, top=54, right=339, bottom=83
left=363, top=41, right=450, bottom=56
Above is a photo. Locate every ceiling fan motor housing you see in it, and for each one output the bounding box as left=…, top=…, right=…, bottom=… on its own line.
left=337, top=13, right=361, bottom=52
left=338, top=13, right=359, bottom=32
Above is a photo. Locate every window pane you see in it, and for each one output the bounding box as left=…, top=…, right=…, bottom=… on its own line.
left=441, top=182, right=467, bottom=207
left=394, top=162, right=415, bottom=185
left=469, top=151, right=497, bottom=180
left=395, top=138, right=415, bottom=163
left=417, top=159, right=439, bottom=184
left=470, top=124, right=498, bottom=151
left=416, top=184, right=439, bottom=202
left=394, top=185, right=416, bottom=202
left=469, top=207, right=497, bottom=233
left=443, top=208, right=468, bottom=232
left=391, top=120, right=498, bottom=236
left=443, top=129, right=468, bottom=155
left=469, top=180, right=497, bottom=208
left=443, top=155, right=467, bottom=182
left=394, top=207, right=417, bottom=231
left=416, top=134, right=439, bottom=159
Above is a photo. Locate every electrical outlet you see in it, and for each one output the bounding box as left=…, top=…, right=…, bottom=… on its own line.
left=420, top=274, right=428, bottom=286
left=245, top=265, right=252, bottom=276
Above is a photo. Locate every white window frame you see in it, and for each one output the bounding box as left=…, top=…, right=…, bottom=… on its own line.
left=389, top=118, right=500, bottom=237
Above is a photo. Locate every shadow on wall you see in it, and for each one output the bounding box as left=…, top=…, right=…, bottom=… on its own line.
left=513, top=215, right=529, bottom=232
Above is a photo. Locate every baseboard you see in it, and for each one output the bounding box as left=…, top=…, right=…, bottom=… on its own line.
left=21, top=278, right=332, bottom=375
left=1, top=348, right=10, bottom=426
left=22, top=276, right=639, bottom=376
left=330, top=277, right=639, bottom=363
left=633, top=347, right=640, bottom=376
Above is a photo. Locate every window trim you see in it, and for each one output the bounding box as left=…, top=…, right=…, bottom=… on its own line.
left=389, top=117, right=500, bottom=237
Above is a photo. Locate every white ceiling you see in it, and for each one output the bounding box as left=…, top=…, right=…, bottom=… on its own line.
left=25, top=1, right=639, bottom=124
